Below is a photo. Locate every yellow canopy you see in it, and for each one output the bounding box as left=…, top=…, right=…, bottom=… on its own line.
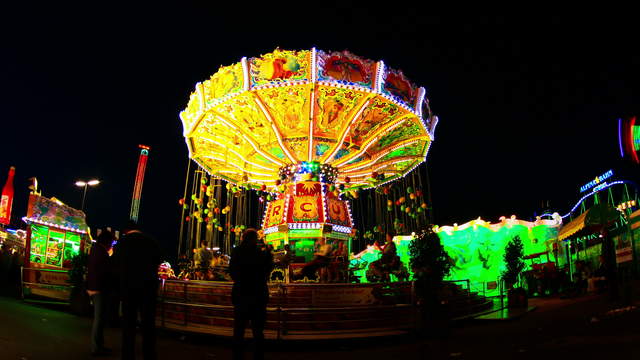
left=558, top=210, right=589, bottom=241
left=180, top=48, right=437, bottom=190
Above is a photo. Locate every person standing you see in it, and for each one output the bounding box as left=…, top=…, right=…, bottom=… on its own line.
left=112, top=222, right=161, bottom=360
left=9, top=248, right=24, bottom=297
left=229, top=228, right=273, bottom=360
left=0, top=244, right=10, bottom=295
left=87, top=230, right=115, bottom=356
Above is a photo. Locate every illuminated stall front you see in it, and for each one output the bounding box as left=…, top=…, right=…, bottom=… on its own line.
left=22, top=194, right=90, bottom=302
left=350, top=216, right=562, bottom=294
left=0, top=228, right=26, bottom=251
left=434, top=215, right=561, bottom=295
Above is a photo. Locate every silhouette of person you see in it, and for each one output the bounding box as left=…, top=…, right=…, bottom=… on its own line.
left=112, top=221, right=161, bottom=360
left=87, top=230, right=114, bottom=356
left=0, top=244, right=11, bottom=295
left=229, top=228, right=273, bottom=360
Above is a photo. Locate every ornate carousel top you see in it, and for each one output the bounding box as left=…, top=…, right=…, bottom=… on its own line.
left=180, top=48, right=438, bottom=190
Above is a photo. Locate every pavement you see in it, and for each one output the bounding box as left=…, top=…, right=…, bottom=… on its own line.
left=0, top=292, right=639, bottom=360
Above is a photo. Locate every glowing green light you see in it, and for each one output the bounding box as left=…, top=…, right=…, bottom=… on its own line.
left=288, top=229, right=323, bottom=238
left=351, top=226, right=558, bottom=295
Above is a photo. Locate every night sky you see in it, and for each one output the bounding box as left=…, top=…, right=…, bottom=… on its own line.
left=2, top=7, right=639, bottom=257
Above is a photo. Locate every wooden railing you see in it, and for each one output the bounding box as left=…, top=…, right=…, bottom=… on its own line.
left=157, top=280, right=417, bottom=340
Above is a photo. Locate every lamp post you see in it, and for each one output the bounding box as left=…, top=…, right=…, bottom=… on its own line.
left=75, top=179, right=100, bottom=211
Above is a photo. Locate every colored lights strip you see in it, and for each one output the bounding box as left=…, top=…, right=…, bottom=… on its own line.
left=288, top=223, right=322, bottom=229
left=241, top=57, right=250, bottom=91
left=375, top=61, right=385, bottom=94
left=309, top=87, right=315, bottom=162
left=200, top=155, right=272, bottom=177
left=261, top=208, right=269, bottom=228
left=310, top=47, right=318, bottom=82
left=181, top=84, right=207, bottom=136
left=634, top=123, right=640, bottom=151
left=342, top=138, right=422, bottom=172
left=616, top=200, right=637, bottom=211
left=619, top=118, right=625, bottom=158
left=428, top=115, right=439, bottom=140
left=129, top=145, right=149, bottom=223
left=415, top=87, right=426, bottom=117
left=331, top=224, right=352, bottom=233
left=334, top=117, right=415, bottom=168
left=332, top=117, right=407, bottom=167
left=22, top=217, right=87, bottom=234
left=203, top=153, right=273, bottom=177
left=215, top=116, right=284, bottom=166
left=630, top=117, right=639, bottom=163
left=254, top=96, right=297, bottom=164
left=197, top=82, right=206, bottom=111
left=345, top=199, right=354, bottom=227
left=263, top=226, right=278, bottom=234
left=252, top=80, right=309, bottom=91
left=200, top=137, right=277, bottom=171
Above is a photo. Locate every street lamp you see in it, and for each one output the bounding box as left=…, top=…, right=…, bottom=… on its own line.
left=75, top=179, right=100, bottom=211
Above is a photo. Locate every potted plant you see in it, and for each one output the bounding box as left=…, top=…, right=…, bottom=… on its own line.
left=409, top=229, right=452, bottom=334
left=68, top=252, right=92, bottom=316
left=502, top=236, right=527, bottom=308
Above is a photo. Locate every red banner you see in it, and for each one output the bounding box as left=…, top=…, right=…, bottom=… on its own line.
left=295, top=181, right=322, bottom=196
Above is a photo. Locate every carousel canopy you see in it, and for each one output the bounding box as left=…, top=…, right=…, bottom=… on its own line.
left=180, top=48, right=438, bottom=189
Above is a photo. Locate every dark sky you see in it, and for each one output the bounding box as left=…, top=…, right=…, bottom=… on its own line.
left=2, top=7, right=639, bottom=256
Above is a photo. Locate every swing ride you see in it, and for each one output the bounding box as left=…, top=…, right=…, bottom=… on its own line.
left=158, top=48, right=438, bottom=339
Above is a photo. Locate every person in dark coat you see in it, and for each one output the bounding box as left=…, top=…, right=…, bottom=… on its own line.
left=112, top=222, right=161, bottom=360
left=87, top=230, right=115, bottom=356
left=0, top=244, right=11, bottom=295
left=9, top=248, right=24, bottom=298
left=229, top=228, right=273, bottom=360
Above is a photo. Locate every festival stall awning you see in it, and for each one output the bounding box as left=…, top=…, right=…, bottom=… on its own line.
left=558, top=210, right=589, bottom=241
left=22, top=194, right=88, bottom=234
left=631, top=209, right=640, bottom=230
left=558, top=204, right=621, bottom=241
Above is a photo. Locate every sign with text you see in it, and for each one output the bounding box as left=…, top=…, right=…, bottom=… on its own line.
left=580, top=170, right=613, bottom=193
left=289, top=196, right=322, bottom=222
left=264, top=199, right=285, bottom=227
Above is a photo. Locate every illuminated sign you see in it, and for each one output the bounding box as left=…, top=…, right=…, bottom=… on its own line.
left=291, top=196, right=319, bottom=221
left=580, top=170, right=613, bottom=193
left=592, top=182, right=609, bottom=193
left=327, top=198, right=350, bottom=226
left=265, top=199, right=285, bottom=227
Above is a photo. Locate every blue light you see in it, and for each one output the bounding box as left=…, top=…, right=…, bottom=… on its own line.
left=580, top=170, right=614, bottom=193
left=562, top=180, right=630, bottom=218
left=619, top=118, right=625, bottom=158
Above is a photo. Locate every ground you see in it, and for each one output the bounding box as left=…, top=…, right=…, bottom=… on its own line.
left=0, top=293, right=638, bottom=360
